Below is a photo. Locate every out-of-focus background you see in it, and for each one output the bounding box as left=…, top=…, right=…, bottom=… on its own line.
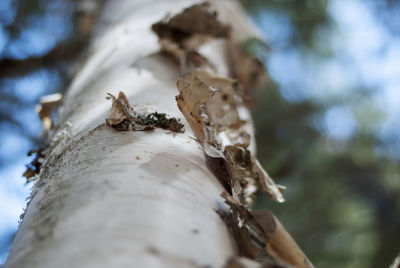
left=0, top=0, right=399, bottom=267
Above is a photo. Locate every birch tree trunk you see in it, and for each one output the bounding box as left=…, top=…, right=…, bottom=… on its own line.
left=5, top=1, right=310, bottom=267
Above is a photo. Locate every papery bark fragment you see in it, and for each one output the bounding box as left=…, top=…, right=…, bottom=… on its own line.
left=106, top=91, right=184, bottom=133
left=176, top=70, right=284, bottom=204
left=152, top=2, right=230, bottom=72
left=36, top=93, right=63, bottom=132
left=220, top=192, right=313, bottom=268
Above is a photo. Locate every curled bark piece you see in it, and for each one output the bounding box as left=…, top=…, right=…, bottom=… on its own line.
left=220, top=192, right=313, bottom=268
left=152, top=2, right=230, bottom=47
left=36, top=93, right=63, bottom=132
left=106, top=91, right=184, bottom=133
left=176, top=70, right=284, bottom=204
left=263, top=216, right=314, bottom=268
left=152, top=2, right=230, bottom=72
left=105, top=91, right=134, bottom=125
left=219, top=192, right=267, bottom=258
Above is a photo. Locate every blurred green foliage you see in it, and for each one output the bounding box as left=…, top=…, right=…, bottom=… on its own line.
left=253, top=83, right=399, bottom=268
left=241, top=0, right=400, bottom=267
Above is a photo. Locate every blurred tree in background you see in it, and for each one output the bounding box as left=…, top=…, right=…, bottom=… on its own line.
left=242, top=0, right=400, bottom=267
left=0, top=0, right=102, bottom=263
left=0, top=0, right=398, bottom=267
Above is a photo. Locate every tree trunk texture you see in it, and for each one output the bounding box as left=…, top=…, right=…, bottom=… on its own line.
left=5, top=1, right=311, bottom=268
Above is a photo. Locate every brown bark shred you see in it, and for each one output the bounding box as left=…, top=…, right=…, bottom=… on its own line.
left=152, top=2, right=230, bottom=72
left=175, top=69, right=313, bottom=267
left=36, top=93, right=63, bottom=132
left=106, top=91, right=184, bottom=133
left=176, top=70, right=284, bottom=205
left=221, top=193, right=313, bottom=268
left=152, top=2, right=230, bottom=47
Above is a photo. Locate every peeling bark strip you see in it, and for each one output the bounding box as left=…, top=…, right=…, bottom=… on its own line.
left=106, top=91, right=184, bottom=132
left=152, top=2, right=230, bottom=47
left=152, top=2, right=230, bottom=71
left=220, top=192, right=313, bottom=268
left=152, top=2, right=230, bottom=40
left=176, top=70, right=284, bottom=205
left=36, top=93, right=63, bottom=132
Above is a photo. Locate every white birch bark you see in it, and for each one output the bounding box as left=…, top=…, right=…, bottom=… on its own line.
left=5, top=1, right=257, bottom=267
